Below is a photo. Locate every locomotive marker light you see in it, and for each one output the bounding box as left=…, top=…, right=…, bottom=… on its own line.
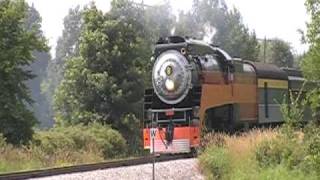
left=193, top=106, right=200, bottom=118
left=165, top=109, right=175, bottom=116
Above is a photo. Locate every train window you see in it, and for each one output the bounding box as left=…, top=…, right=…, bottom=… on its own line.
left=200, top=55, right=221, bottom=71
left=259, top=89, right=288, bottom=104
left=243, top=64, right=255, bottom=73
left=233, top=61, right=244, bottom=73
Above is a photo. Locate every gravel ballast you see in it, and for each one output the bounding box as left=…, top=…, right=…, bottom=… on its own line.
left=32, top=158, right=204, bottom=180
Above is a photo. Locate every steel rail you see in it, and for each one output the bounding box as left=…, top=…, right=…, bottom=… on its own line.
left=0, top=153, right=193, bottom=180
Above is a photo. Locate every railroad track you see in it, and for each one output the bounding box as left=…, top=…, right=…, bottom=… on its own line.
left=0, top=153, right=193, bottom=180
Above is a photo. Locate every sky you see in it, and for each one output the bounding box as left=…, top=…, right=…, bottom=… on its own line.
left=26, top=0, right=309, bottom=57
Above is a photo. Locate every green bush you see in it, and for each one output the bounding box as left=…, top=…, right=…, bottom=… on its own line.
left=199, top=146, right=231, bottom=179
left=0, top=134, right=6, bottom=147
left=198, top=130, right=320, bottom=180
left=253, top=88, right=310, bottom=170
left=301, top=124, right=320, bottom=174
left=255, top=122, right=320, bottom=176
left=117, top=113, right=142, bottom=155
left=257, top=164, right=318, bottom=180
left=255, top=134, right=305, bottom=169
left=0, top=123, right=128, bottom=173
left=86, top=123, right=127, bottom=158
left=33, top=130, right=77, bottom=154
left=33, top=123, right=127, bottom=159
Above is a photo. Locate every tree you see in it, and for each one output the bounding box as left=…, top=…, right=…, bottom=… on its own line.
left=259, top=38, right=294, bottom=67
left=301, top=0, right=320, bottom=112
left=293, top=53, right=306, bottom=69
left=175, top=0, right=260, bottom=60
left=302, top=0, right=320, bottom=81
left=218, top=8, right=259, bottom=60
left=143, top=1, right=175, bottom=41
left=175, top=11, right=203, bottom=38
left=54, top=1, right=149, bottom=150
left=44, top=6, right=82, bottom=126
left=0, top=0, right=48, bottom=144
left=24, top=4, right=52, bottom=128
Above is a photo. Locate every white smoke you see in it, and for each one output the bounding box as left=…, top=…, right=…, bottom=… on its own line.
left=170, top=27, right=176, bottom=35
left=202, top=22, right=216, bottom=44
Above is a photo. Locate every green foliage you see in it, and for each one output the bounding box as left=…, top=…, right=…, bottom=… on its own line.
left=175, top=11, right=203, bottom=38
left=199, top=129, right=319, bottom=180
left=254, top=123, right=320, bottom=178
left=254, top=93, right=320, bottom=176
left=301, top=124, right=320, bottom=173
left=256, top=165, right=317, bottom=180
left=117, top=113, right=142, bottom=154
left=24, top=4, right=52, bottom=128
left=218, top=8, right=260, bottom=60
left=255, top=89, right=308, bottom=171
left=255, top=135, right=305, bottom=169
left=84, top=123, right=127, bottom=158
left=306, top=88, right=320, bottom=112
left=43, top=6, right=83, bottom=128
left=260, top=38, right=294, bottom=67
left=0, top=0, right=48, bottom=144
left=54, top=1, right=149, bottom=152
left=302, top=48, right=320, bottom=81
left=199, top=146, right=231, bottom=180
left=33, top=123, right=127, bottom=159
left=0, top=123, right=127, bottom=173
left=144, top=1, right=175, bottom=41
left=33, top=130, right=76, bottom=154
left=304, top=0, right=320, bottom=47
left=178, top=0, right=260, bottom=60
left=301, top=0, right=320, bottom=117
left=279, top=90, right=306, bottom=132
left=0, top=134, right=7, bottom=147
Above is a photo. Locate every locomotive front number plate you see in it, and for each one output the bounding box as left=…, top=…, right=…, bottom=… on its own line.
left=165, top=65, right=173, bottom=76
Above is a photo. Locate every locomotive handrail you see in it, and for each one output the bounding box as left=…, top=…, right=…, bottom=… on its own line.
left=149, top=107, right=192, bottom=112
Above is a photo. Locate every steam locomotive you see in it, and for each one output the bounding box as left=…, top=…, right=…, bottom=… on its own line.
left=143, top=36, right=311, bottom=154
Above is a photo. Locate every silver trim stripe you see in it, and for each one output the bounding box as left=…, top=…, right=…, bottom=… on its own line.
left=150, top=108, right=192, bottom=112
left=150, top=139, right=190, bottom=153
left=288, top=76, right=305, bottom=81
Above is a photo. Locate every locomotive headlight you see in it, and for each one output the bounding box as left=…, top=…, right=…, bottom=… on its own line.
left=152, top=50, right=192, bottom=104
left=165, top=79, right=175, bottom=91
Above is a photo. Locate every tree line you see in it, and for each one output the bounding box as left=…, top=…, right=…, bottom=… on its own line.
left=0, top=0, right=312, bottom=147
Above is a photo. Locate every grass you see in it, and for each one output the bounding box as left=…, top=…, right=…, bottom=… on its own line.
left=198, top=128, right=319, bottom=180
left=0, top=143, right=104, bottom=173
left=0, top=123, right=131, bottom=174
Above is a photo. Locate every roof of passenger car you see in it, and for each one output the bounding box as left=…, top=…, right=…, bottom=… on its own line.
left=250, top=62, right=288, bottom=80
